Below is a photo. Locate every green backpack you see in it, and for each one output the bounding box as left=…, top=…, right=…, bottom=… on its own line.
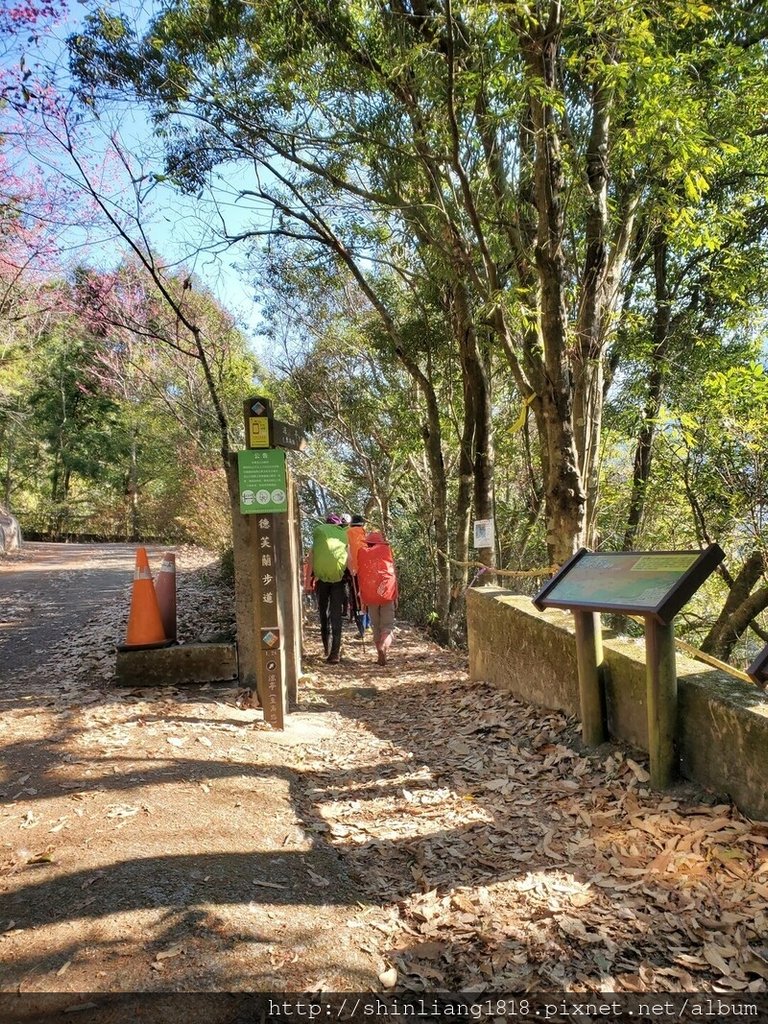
left=312, top=524, right=348, bottom=582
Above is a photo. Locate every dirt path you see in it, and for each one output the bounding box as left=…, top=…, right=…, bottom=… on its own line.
left=0, top=543, right=140, bottom=682
left=1, top=548, right=767, bottom=1015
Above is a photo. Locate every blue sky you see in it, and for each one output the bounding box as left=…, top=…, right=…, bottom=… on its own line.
left=4, top=0, right=274, bottom=360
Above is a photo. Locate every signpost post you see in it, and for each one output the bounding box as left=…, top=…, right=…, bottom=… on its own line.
left=572, top=610, right=606, bottom=747
left=533, top=545, right=724, bottom=788
left=237, top=396, right=305, bottom=729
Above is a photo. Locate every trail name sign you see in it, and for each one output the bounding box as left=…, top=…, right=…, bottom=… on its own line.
left=237, top=396, right=305, bottom=731
left=532, top=544, right=724, bottom=790
left=273, top=419, right=306, bottom=452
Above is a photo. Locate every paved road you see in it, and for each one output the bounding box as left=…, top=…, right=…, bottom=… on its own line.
left=0, top=542, right=144, bottom=682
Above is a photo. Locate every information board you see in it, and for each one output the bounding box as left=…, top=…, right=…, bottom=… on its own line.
left=533, top=544, right=724, bottom=624
left=248, top=417, right=271, bottom=448
left=237, top=449, right=288, bottom=514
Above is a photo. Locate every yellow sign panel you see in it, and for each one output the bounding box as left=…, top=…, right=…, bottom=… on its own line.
left=631, top=555, right=698, bottom=572
left=248, top=417, right=270, bottom=448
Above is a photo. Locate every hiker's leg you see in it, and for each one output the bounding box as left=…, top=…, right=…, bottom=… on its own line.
left=368, top=605, right=385, bottom=662
left=368, top=605, right=382, bottom=647
left=352, top=576, right=365, bottom=637
left=378, top=602, right=395, bottom=655
left=327, top=580, right=345, bottom=660
left=316, top=580, right=331, bottom=655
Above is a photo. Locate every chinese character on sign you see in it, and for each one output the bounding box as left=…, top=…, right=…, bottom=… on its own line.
left=260, top=537, right=272, bottom=549
left=262, top=574, right=274, bottom=586
left=258, top=517, right=270, bottom=528
left=261, top=555, right=272, bottom=567
left=263, top=592, right=274, bottom=604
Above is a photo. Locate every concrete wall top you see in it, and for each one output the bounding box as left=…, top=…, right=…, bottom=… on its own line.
left=467, top=585, right=768, bottom=820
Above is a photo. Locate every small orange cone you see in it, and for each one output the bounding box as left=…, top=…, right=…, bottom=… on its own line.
left=155, top=552, right=177, bottom=643
left=123, top=547, right=167, bottom=649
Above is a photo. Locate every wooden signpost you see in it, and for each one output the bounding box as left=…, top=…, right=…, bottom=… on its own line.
left=533, top=545, right=725, bottom=789
left=237, top=396, right=306, bottom=729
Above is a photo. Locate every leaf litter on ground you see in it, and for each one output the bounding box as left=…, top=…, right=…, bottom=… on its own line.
left=2, top=549, right=767, bottom=996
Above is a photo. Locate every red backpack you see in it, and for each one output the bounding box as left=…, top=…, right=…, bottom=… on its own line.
left=357, top=541, right=398, bottom=605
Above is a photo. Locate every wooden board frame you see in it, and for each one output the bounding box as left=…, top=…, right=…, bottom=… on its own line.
left=747, top=645, right=768, bottom=688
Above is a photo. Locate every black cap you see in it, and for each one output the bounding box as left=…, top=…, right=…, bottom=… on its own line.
left=351, top=514, right=365, bottom=526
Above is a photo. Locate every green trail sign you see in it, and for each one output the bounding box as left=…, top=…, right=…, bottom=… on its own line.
left=237, top=449, right=288, bottom=514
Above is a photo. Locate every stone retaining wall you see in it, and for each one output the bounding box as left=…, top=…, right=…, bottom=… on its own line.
left=467, top=586, right=768, bottom=820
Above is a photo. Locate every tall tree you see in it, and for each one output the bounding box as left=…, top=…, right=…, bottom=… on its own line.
left=69, top=0, right=768, bottom=563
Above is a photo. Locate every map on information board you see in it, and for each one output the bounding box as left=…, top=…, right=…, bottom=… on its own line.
left=533, top=545, right=724, bottom=623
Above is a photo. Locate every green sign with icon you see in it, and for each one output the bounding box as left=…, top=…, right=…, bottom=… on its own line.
left=237, top=449, right=288, bottom=514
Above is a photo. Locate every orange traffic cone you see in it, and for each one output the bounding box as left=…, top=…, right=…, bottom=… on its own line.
left=122, top=547, right=167, bottom=649
left=155, top=552, right=177, bottom=643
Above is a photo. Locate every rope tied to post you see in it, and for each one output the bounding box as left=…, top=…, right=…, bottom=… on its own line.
left=436, top=549, right=558, bottom=579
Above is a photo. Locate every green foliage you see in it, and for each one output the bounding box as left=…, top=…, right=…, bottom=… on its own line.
left=0, top=260, right=261, bottom=543
left=10, top=0, right=768, bottom=654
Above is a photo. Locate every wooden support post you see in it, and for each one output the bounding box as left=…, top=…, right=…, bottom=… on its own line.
left=234, top=396, right=306, bottom=726
left=645, top=617, right=678, bottom=789
left=275, top=468, right=300, bottom=706
left=573, top=610, right=606, bottom=747
left=286, top=475, right=303, bottom=704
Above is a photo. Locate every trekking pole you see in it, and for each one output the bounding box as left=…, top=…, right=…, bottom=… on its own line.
left=352, top=573, right=367, bottom=653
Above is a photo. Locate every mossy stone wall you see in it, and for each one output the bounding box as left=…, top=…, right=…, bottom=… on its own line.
left=467, top=586, right=768, bottom=820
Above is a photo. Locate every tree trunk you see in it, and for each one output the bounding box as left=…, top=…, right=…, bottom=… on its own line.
left=523, top=13, right=586, bottom=564
left=574, top=70, right=614, bottom=546
left=127, top=426, right=140, bottom=541
left=2, top=427, right=13, bottom=509
left=701, top=550, right=768, bottom=661
left=395, top=343, right=452, bottom=639
left=623, top=231, right=671, bottom=549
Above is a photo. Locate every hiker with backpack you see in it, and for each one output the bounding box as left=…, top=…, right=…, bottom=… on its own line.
left=345, top=514, right=368, bottom=639
left=309, top=513, right=350, bottom=664
left=356, top=530, right=399, bottom=666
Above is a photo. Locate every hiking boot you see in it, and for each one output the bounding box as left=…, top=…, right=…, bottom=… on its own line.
left=377, top=649, right=386, bottom=666
left=327, top=653, right=340, bottom=664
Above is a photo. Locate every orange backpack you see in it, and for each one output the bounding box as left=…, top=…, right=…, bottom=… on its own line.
left=346, top=525, right=367, bottom=574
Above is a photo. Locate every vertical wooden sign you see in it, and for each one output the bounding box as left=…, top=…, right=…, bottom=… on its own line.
left=254, top=513, right=285, bottom=730
left=236, top=395, right=306, bottom=729
left=238, top=396, right=286, bottom=730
